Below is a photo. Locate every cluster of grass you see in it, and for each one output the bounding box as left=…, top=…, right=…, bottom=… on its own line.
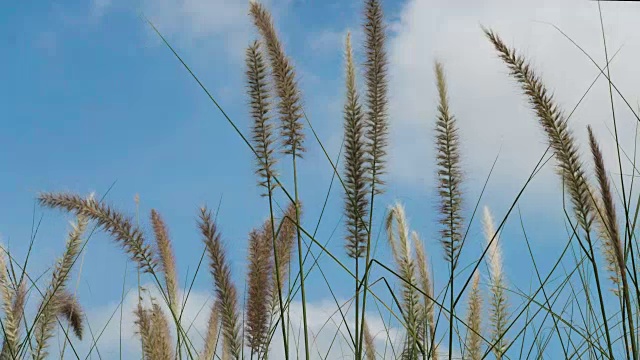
left=2, top=0, right=640, bottom=359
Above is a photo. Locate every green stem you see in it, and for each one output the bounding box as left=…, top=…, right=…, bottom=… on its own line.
left=267, top=174, right=289, bottom=360
left=292, top=152, right=310, bottom=360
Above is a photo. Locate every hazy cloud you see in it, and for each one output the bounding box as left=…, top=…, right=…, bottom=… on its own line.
left=387, top=0, right=640, bottom=203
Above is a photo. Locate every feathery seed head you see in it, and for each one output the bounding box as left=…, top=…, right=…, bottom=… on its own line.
left=588, top=126, right=625, bottom=293
left=38, top=192, right=157, bottom=274
left=201, top=301, right=221, bottom=360
left=363, top=0, right=389, bottom=194
left=484, top=29, right=594, bottom=235
left=482, top=206, right=508, bottom=359
left=199, top=207, right=242, bottom=359
left=466, top=271, right=482, bottom=360
left=246, top=39, right=279, bottom=195
left=343, top=30, right=370, bottom=259
left=150, top=209, right=179, bottom=313
left=245, top=221, right=274, bottom=353
left=34, top=216, right=88, bottom=360
left=250, top=1, right=305, bottom=157
left=57, top=290, right=84, bottom=340
left=434, top=61, right=464, bottom=265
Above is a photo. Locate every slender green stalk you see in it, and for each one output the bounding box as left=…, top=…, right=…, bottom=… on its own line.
left=359, top=0, right=389, bottom=357
left=434, top=61, right=463, bottom=360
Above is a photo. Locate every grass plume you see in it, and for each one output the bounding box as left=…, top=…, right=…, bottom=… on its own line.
left=343, top=31, right=370, bottom=259
left=38, top=192, right=157, bottom=274
left=135, top=301, right=173, bottom=360
left=269, top=201, right=299, bottom=310
left=483, top=207, right=508, bottom=359
left=413, top=232, right=437, bottom=357
left=588, top=125, right=637, bottom=355
left=465, top=271, right=482, bottom=360
left=386, top=203, right=422, bottom=359
left=150, top=209, right=179, bottom=313
left=34, top=215, right=88, bottom=360
left=249, top=1, right=305, bottom=157
left=434, top=61, right=464, bottom=265
left=246, top=39, right=279, bottom=195
left=245, top=221, right=273, bottom=355
left=0, top=245, right=20, bottom=360
left=198, top=207, right=241, bottom=359
left=363, top=320, right=376, bottom=360
left=57, top=290, right=84, bottom=340
left=483, top=27, right=615, bottom=358
left=434, top=60, right=463, bottom=360
left=363, top=0, right=389, bottom=194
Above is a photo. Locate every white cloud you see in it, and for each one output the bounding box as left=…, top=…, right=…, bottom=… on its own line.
left=60, top=284, right=416, bottom=359
left=387, top=0, right=640, bottom=202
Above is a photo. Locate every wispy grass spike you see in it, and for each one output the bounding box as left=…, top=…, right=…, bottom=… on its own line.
left=269, top=201, right=299, bottom=314
left=0, top=245, right=20, bottom=360
left=434, top=61, right=464, bottom=265
left=38, top=193, right=157, bottom=274
left=57, top=290, right=84, bottom=340
left=413, top=231, right=436, bottom=356
left=364, top=0, right=389, bottom=194
left=386, top=203, right=421, bottom=358
left=588, top=127, right=624, bottom=289
left=484, top=28, right=616, bottom=357
left=343, top=32, right=370, bottom=259
left=588, top=126, right=637, bottom=355
left=363, top=320, right=376, bottom=360
left=246, top=39, right=279, bottom=195
left=151, top=209, right=179, bottom=313
left=483, top=28, right=593, bottom=234
left=483, top=207, right=508, bottom=359
left=34, top=215, right=88, bottom=360
left=200, top=301, right=220, bottom=360
left=250, top=1, right=305, bottom=157
left=135, top=301, right=173, bottom=360
left=199, top=207, right=241, bottom=359
left=466, top=271, right=482, bottom=360
left=245, top=222, right=273, bottom=354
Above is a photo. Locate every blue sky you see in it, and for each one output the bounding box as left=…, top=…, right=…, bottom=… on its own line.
left=3, top=0, right=640, bottom=358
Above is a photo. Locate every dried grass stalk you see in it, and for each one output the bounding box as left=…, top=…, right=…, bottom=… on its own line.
left=246, top=39, right=279, bottom=195
left=1, top=280, right=26, bottom=359
left=343, top=32, right=370, bottom=259
left=150, top=209, right=179, bottom=313
left=198, top=207, right=241, bottom=359
left=250, top=1, right=305, bottom=157
left=483, top=207, right=508, bottom=359
left=364, top=0, right=389, bottom=194
left=466, top=270, right=482, bottom=360
left=588, top=127, right=624, bottom=291
left=386, top=203, right=421, bottom=358
left=135, top=301, right=173, bottom=360
left=0, top=245, right=19, bottom=360
left=363, top=320, right=376, bottom=360
left=57, top=290, right=84, bottom=340
left=38, top=193, right=157, bottom=274
left=34, top=215, right=88, bottom=360
left=200, top=301, right=220, bottom=360
left=483, top=29, right=594, bottom=235
left=434, top=61, right=464, bottom=265
left=588, top=126, right=637, bottom=354
left=269, top=201, right=300, bottom=314
left=245, top=221, right=273, bottom=354
left=412, top=232, right=436, bottom=356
